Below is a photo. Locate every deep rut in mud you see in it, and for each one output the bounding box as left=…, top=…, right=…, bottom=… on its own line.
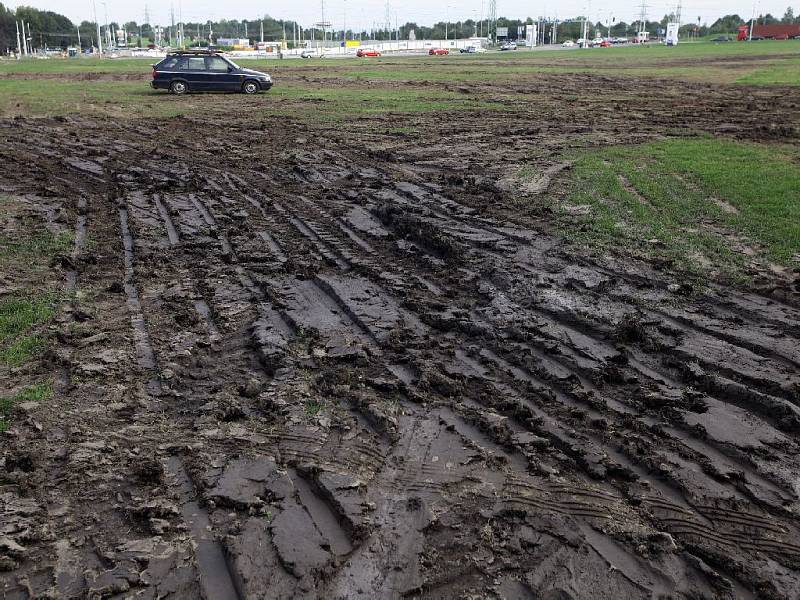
left=2, top=72, right=800, bottom=600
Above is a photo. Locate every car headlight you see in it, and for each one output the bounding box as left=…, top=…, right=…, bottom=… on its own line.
left=261, top=75, right=271, bottom=81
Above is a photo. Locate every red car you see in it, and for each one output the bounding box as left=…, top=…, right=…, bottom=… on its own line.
left=356, top=48, right=381, bottom=57
left=429, top=48, right=449, bottom=55
left=599, top=40, right=611, bottom=47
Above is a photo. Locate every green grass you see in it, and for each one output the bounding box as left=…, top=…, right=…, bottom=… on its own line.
left=0, top=335, right=47, bottom=367
left=0, top=382, right=53, bottom=432
left=0, top=295, right=56, bottom=366
left=1, top=229, right=73, bottom=258
left=0, top=296, right=55, bottom=340
left=736, top=57, right=800, bottom=85
left=304, top=399, right=323, bottom=416
left=0, top=79, right=193, bottom=117
left=542, top=137, right=800, bottom=281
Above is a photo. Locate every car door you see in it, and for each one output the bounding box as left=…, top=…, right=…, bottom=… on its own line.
left=180, top=55, right=208, bottom=90
left=205, top=56, right=236, bottom=91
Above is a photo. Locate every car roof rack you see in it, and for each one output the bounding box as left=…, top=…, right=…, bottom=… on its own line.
left=167, top=49, right=221, bottom=55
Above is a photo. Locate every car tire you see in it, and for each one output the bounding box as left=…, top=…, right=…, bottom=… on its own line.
left=169, top=81, right=188, bottom=95
left=242, top=80, right=260, bottom=95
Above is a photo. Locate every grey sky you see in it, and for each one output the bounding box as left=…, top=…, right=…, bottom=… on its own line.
left=6, top=0, right=796, bottom=31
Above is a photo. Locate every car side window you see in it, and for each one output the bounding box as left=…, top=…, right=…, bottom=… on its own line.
left=206, top=57, right=229, bottom=72
left=186, top=57, right=206, bottom=71
left=159, top=57, right=179, bottom=70
left=174, top=57, right=189, bottom=70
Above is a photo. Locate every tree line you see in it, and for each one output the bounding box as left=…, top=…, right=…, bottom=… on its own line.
left=1, top=3, right=799, bottom=54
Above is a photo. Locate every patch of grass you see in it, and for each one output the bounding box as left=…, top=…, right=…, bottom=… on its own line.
left=0, top=80, right=192, bottom=118
left=304, top=399, right=323, bottom=416
left=736, top=57, right=800, bottom=86
left=0, top=230, right=73, bottom=259
left=0, top=334, right=47, bottom=367
left=547, top=137, right=800, bottom=282
left=0, top=296, right=56, bottom=366
left=0, top=382, right=53, bottom=432
left=0, top=296, right=55, bottom=340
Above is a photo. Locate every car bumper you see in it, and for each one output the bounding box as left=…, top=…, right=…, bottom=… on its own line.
left=260, top=81, right=273, bottom=90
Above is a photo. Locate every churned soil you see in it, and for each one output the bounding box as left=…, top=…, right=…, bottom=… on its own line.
left=1, top=66, right=800, bottom=599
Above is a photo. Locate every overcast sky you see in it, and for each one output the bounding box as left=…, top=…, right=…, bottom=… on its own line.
left=6, top=0, right=796, bottom=30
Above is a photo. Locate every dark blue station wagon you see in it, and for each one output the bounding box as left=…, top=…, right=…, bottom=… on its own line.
left=151, top=51, right=273, bottom=95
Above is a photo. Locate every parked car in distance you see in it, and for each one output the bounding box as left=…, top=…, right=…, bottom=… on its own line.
left=598, top=40, right=611, bottom=47
left=356, top=48, right=381, bottom=57
left=562, top=40, right=575, bottom=47
left=460, top=45, right=477, bottom=53
left=429, top=48, right=449, bottom=55
left=300, top=49, right=323, bottom=58
left=500, top=41, right=517, bottom=50
left=151, top=50, right=272, bottom=95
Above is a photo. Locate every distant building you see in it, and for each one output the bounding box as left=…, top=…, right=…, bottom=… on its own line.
left=217, top=38, right=250, bottom=48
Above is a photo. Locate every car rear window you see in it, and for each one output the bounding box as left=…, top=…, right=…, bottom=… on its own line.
left=158, top=57, right=179, bottom=70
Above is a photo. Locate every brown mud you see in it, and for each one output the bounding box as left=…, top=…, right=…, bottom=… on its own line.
left=1, top=68, right=800, bottom=599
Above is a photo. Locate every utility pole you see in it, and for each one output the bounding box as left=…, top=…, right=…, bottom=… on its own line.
left=77, top=26, right=82, bottom=51
left=260, top=20, right=264, bottom=43
left=93, top=0, right=102, bottom=54
left=322, top=0, right=327, bottom=44
left=15, top=20, right=21, bottom=58
left=170, top=4, right=175, bottom=48
left=637, top=0, right=647, bottom=40
left=488, top=0, right=497, bottom=43
left=102, top=1, right=110, bottom=49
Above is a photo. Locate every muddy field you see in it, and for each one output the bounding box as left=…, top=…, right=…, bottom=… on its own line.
left=2, top=63, right=800, bottom=600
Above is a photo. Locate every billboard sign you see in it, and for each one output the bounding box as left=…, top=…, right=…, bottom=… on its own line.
left=496, top=26, right=508, bottom=38
left=665, top=22, right=679, bottom=45
left=526, top=24, right=538, bottom=47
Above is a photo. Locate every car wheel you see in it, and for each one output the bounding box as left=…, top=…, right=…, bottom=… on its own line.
left=242, top=80, right=260, bottom=95
left=169, top=81, right=187, bottom=95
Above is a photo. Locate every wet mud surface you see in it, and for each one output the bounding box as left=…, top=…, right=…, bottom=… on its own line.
left=2, top=70, right=800, bottom=599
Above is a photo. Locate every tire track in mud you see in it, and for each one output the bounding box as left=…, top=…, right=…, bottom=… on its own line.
left=118, top=204, right=162, bottom=395
left=208, top=190, right=798, bottom=590
left=118, top=189, right=244, bottom=600
left=236, top=159, right=800, bottom=587
left=368, top=177, right=800, bottom=440
left=216, top=151, right=800, bottom=596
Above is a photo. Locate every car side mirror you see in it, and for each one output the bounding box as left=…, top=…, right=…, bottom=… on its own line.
left=228, top=66, right=234, bottom=72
